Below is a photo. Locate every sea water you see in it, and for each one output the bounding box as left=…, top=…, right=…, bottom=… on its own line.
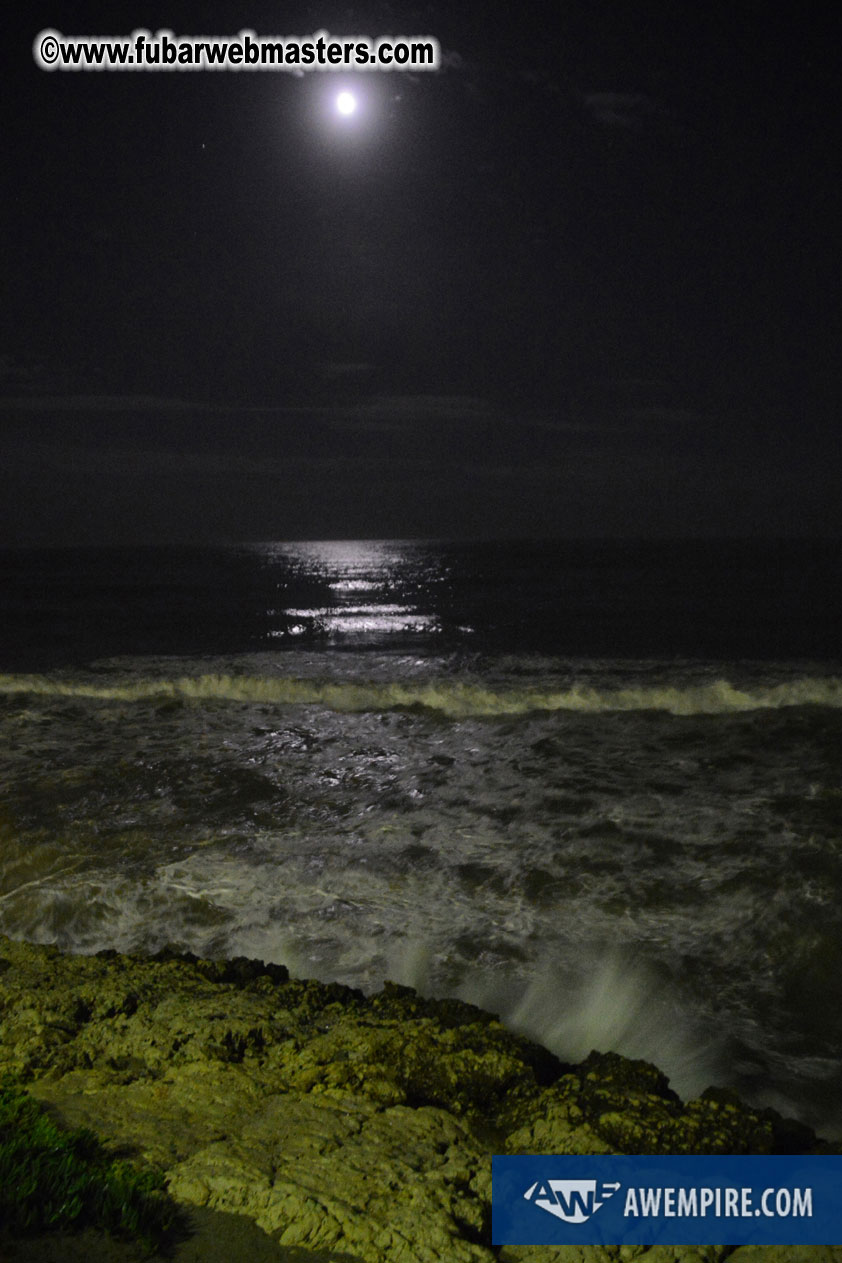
left=1, top=539, right=841, bottom=1134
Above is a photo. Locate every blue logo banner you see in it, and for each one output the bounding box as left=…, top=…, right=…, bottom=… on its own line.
left=492, top=1155, right=842, bottom=1245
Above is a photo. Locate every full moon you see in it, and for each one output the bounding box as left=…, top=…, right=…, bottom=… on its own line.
left=336, top=91, right=357, bottom=116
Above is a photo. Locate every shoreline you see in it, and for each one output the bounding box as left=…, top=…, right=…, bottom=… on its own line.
left=1, top=934, right=838, bottom=1262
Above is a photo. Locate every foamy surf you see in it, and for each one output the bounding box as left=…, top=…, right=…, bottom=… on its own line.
left=2, top=671, right=842, bottom=716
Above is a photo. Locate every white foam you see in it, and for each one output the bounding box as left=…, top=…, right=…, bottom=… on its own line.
left=2, top=671, right=842, bottom=716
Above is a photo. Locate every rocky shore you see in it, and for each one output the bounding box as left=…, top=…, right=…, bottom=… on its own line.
left=0, top=934, right=839, bottom=1262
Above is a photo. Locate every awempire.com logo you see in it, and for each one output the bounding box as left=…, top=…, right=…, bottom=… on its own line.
left=493, top=1156, right=842, bottom=1245
left=523, top=1178, right=621, bottom=1223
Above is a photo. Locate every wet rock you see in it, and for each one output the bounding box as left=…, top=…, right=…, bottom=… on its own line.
left=0, top=934, right=839, bottom=1263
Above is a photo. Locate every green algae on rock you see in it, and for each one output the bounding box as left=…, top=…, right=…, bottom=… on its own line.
left=0, top=935, right=838, bottom=1263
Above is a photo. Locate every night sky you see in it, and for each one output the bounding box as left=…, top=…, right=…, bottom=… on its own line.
left=3, top=1, right=841, bottom=544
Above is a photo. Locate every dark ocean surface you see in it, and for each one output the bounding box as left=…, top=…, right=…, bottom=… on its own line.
left=1, top=539, right=842, bottom=1134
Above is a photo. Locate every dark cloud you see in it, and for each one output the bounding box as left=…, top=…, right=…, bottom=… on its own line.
left=333, top=394, right=490, bottom=426
left=582, top=91, right=655, bottom=130
left=622, top=407, right=704, bottom=426
left=0, top=394, right=195, bottom=414
left=319, top=361, right=375, bottom=382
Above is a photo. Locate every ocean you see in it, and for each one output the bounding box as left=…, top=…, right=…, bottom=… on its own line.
left=1, top=539, right=842, bottom=1135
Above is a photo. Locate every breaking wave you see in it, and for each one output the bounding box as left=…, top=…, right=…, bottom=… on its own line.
left=2, top=672, right=842, bottom=717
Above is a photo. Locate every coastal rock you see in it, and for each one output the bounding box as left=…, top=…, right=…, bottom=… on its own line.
left=0, top=935, right=838, bottom=1263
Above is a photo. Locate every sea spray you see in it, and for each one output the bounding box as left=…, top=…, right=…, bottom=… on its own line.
left=451, top=951, right=727, bottom=1104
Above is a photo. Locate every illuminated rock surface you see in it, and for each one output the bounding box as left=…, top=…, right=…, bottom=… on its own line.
left=0, top=936, right=838, bottom=1262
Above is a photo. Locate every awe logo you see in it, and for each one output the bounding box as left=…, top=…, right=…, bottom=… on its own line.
left=523, top=1178, right=621, bottom=1224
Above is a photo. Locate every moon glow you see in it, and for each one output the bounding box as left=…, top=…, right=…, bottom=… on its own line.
left=336, top=91, right=358, bottom=116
